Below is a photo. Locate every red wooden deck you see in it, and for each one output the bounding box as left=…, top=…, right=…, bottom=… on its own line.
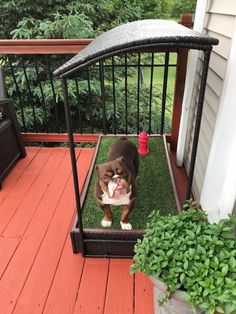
left=0, top=147, right=154, bottom=314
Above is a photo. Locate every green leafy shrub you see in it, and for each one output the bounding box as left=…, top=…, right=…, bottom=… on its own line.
left=1, top=1, right=179, bottom=134
left=131, top=208, right=236, bottom=314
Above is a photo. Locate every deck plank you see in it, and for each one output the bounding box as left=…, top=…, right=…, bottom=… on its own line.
left=0, top=148, right=66, bottom=277
left=0, top=146, right=155, bottom=314
left=43, top=237, right=85, bottom=314
left=13, top=148, right=95, bottom=314
left=43, top=149, right=96, bottom=314
left=0, top=149, right=79, bottom=313
left=73, top=258, right=110, bottom=314
left=2, top=148, right=66, bottom=238
left=134, top=272, right=154, bottom=314
left=104, top=259, right=134, bottom=314
left=0, top=147, right=40, bottom=205
left=0, top=147, right=50, bottom=235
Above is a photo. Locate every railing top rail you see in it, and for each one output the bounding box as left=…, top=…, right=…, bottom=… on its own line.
left=0, top=39, right=93, bottom=54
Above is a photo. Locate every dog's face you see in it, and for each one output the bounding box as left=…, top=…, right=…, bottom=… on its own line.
left=96, top=156, right=131, bottom=198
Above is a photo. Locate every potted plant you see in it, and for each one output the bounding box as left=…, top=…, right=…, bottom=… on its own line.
left=130, top=205, right=236, bottom=314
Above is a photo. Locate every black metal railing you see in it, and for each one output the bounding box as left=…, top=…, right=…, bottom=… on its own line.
left=0, top=52, right=177, bottom=135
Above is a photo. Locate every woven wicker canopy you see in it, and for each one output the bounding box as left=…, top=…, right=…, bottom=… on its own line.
left=54, top=19, right=218, bottom=78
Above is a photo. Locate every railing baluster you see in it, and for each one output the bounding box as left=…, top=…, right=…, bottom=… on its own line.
left=124, top=53, right=128, bottom=134
left=75, top=77, right=82, bottom=134
left=111, top=57, right=116, bottom=135
left=21, top=56, right=37, bottom=132
left=149, top=52, right=154, bottom=134
left=160, top=52, right=169, bottom=134
left=8, top=55, right=26, bottom=132
left=87, top=67, right=94, bottom=134
left=34, top=55, right=48, bottom=133
left=137, top=53, right=141, bottom=134
left=46, top=55, right=59, bottom=133
left=99, top=60, right=106, bottom=134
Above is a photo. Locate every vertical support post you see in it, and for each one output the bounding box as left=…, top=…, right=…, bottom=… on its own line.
left=169, top=48, right=188, bottom=149
left=186, top=49, right=211, bottom=200
left=61, top=78, right=85, bottom=255
left=148, top=52, right=154, bottom=134
left=169, top=14, right=192, bottom=150
left=137, top=53, right=141, bottom=134
left=99, top=61, right=107, bottom=134
left=87, top=67, right=94, bottom=134
left=124, top=53, right=128, bottom=134
left=46, top=55, right=59, bottom=133
left=160, top=52, right=169, bottom=134
left=34, top=56, right=48, bottom=133
left=75, top=77, right=83, bottom=134
left=111, top=57, right=117, bottom=135
left=8, top=57, right=26, bottom=132
left=21, top=56, right=37, bottom=132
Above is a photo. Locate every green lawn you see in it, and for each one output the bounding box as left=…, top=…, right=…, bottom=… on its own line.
left=142, top=52, right=177, bottom=95
left=114, top=52, right=177, bottom=93
left=82, top=136, right=177, bottom=229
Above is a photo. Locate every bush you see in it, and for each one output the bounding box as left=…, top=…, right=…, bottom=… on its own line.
left=131, top=208, right=236, bottom=314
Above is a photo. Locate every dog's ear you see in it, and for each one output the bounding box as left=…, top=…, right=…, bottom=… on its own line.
left=116, top=156, right=124, bottom=163
left=95, top=165, right=99, bottom=172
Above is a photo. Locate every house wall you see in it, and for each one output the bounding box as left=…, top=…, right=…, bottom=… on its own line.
left=184, top=0, right=236, bottom=200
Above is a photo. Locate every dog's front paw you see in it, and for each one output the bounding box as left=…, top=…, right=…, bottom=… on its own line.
left=101, top=219, right=112, bottom=228
left=120, top=221, right=132, bottom=230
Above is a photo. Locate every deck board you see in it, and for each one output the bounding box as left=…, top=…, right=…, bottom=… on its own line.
left=0, top=147, right=50, bottom=235
left=0, top=149, right=78, bottom=312
left=74, top=258, right=110, bottom=314
left=43, top=236, right=85, bottom=314
left=0, top=146, right=154, bottom=314
left=2, top=148, right=66, bottom=238
left=14, top=148, right=95, bottom=314
left=134, top=272, right=154, bottom=314
left=104, top=259, right=134, bottom=314
left=0, top=147, right=40, bottom=205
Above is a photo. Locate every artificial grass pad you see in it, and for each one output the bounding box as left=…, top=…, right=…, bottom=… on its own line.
left=82, top=136, right=177, bottom=229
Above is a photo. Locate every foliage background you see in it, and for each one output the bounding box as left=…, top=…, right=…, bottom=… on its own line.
left=0, top=0, right=197, bottom=134
left=0, top=0, right=197, bottom=39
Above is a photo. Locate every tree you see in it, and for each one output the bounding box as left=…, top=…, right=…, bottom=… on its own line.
left=1, top=0, right=143, bottom=39
left=0, top=0, right=197, bottom=39
left=1, top=0, right=196, bottom=134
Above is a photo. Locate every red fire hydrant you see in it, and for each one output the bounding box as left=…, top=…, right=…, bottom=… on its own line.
left=138, top=131, right=149, bottom=155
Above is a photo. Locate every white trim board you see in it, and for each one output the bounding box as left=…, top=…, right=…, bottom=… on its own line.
left=176, top=0, right=208, bottom=166
left=200, top=22, right=236, bottom=223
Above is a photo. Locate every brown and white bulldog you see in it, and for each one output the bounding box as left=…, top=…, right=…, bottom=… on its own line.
left=94, top=137, right=139, bottom=230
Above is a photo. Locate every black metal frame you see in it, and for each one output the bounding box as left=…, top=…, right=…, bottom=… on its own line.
left=69, top=134, right=180, bottom=257
left=54, top=20, right=218, bottom=257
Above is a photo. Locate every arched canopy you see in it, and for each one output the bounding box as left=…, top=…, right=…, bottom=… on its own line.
left=53, top=19, right=218, bottom=78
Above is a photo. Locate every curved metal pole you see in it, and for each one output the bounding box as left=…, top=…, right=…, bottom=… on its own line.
left=61, top=78, right=85, bottom=255
left=186, top=49, right=212, bottom=200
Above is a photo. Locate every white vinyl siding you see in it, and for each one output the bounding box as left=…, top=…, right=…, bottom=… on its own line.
left=184, top=0, right=236, bottom=200
left=209, top=0, right=236, bottom=15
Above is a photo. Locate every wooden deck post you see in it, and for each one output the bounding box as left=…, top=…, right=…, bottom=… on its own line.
left=169, top=14, right=192, bottom=151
